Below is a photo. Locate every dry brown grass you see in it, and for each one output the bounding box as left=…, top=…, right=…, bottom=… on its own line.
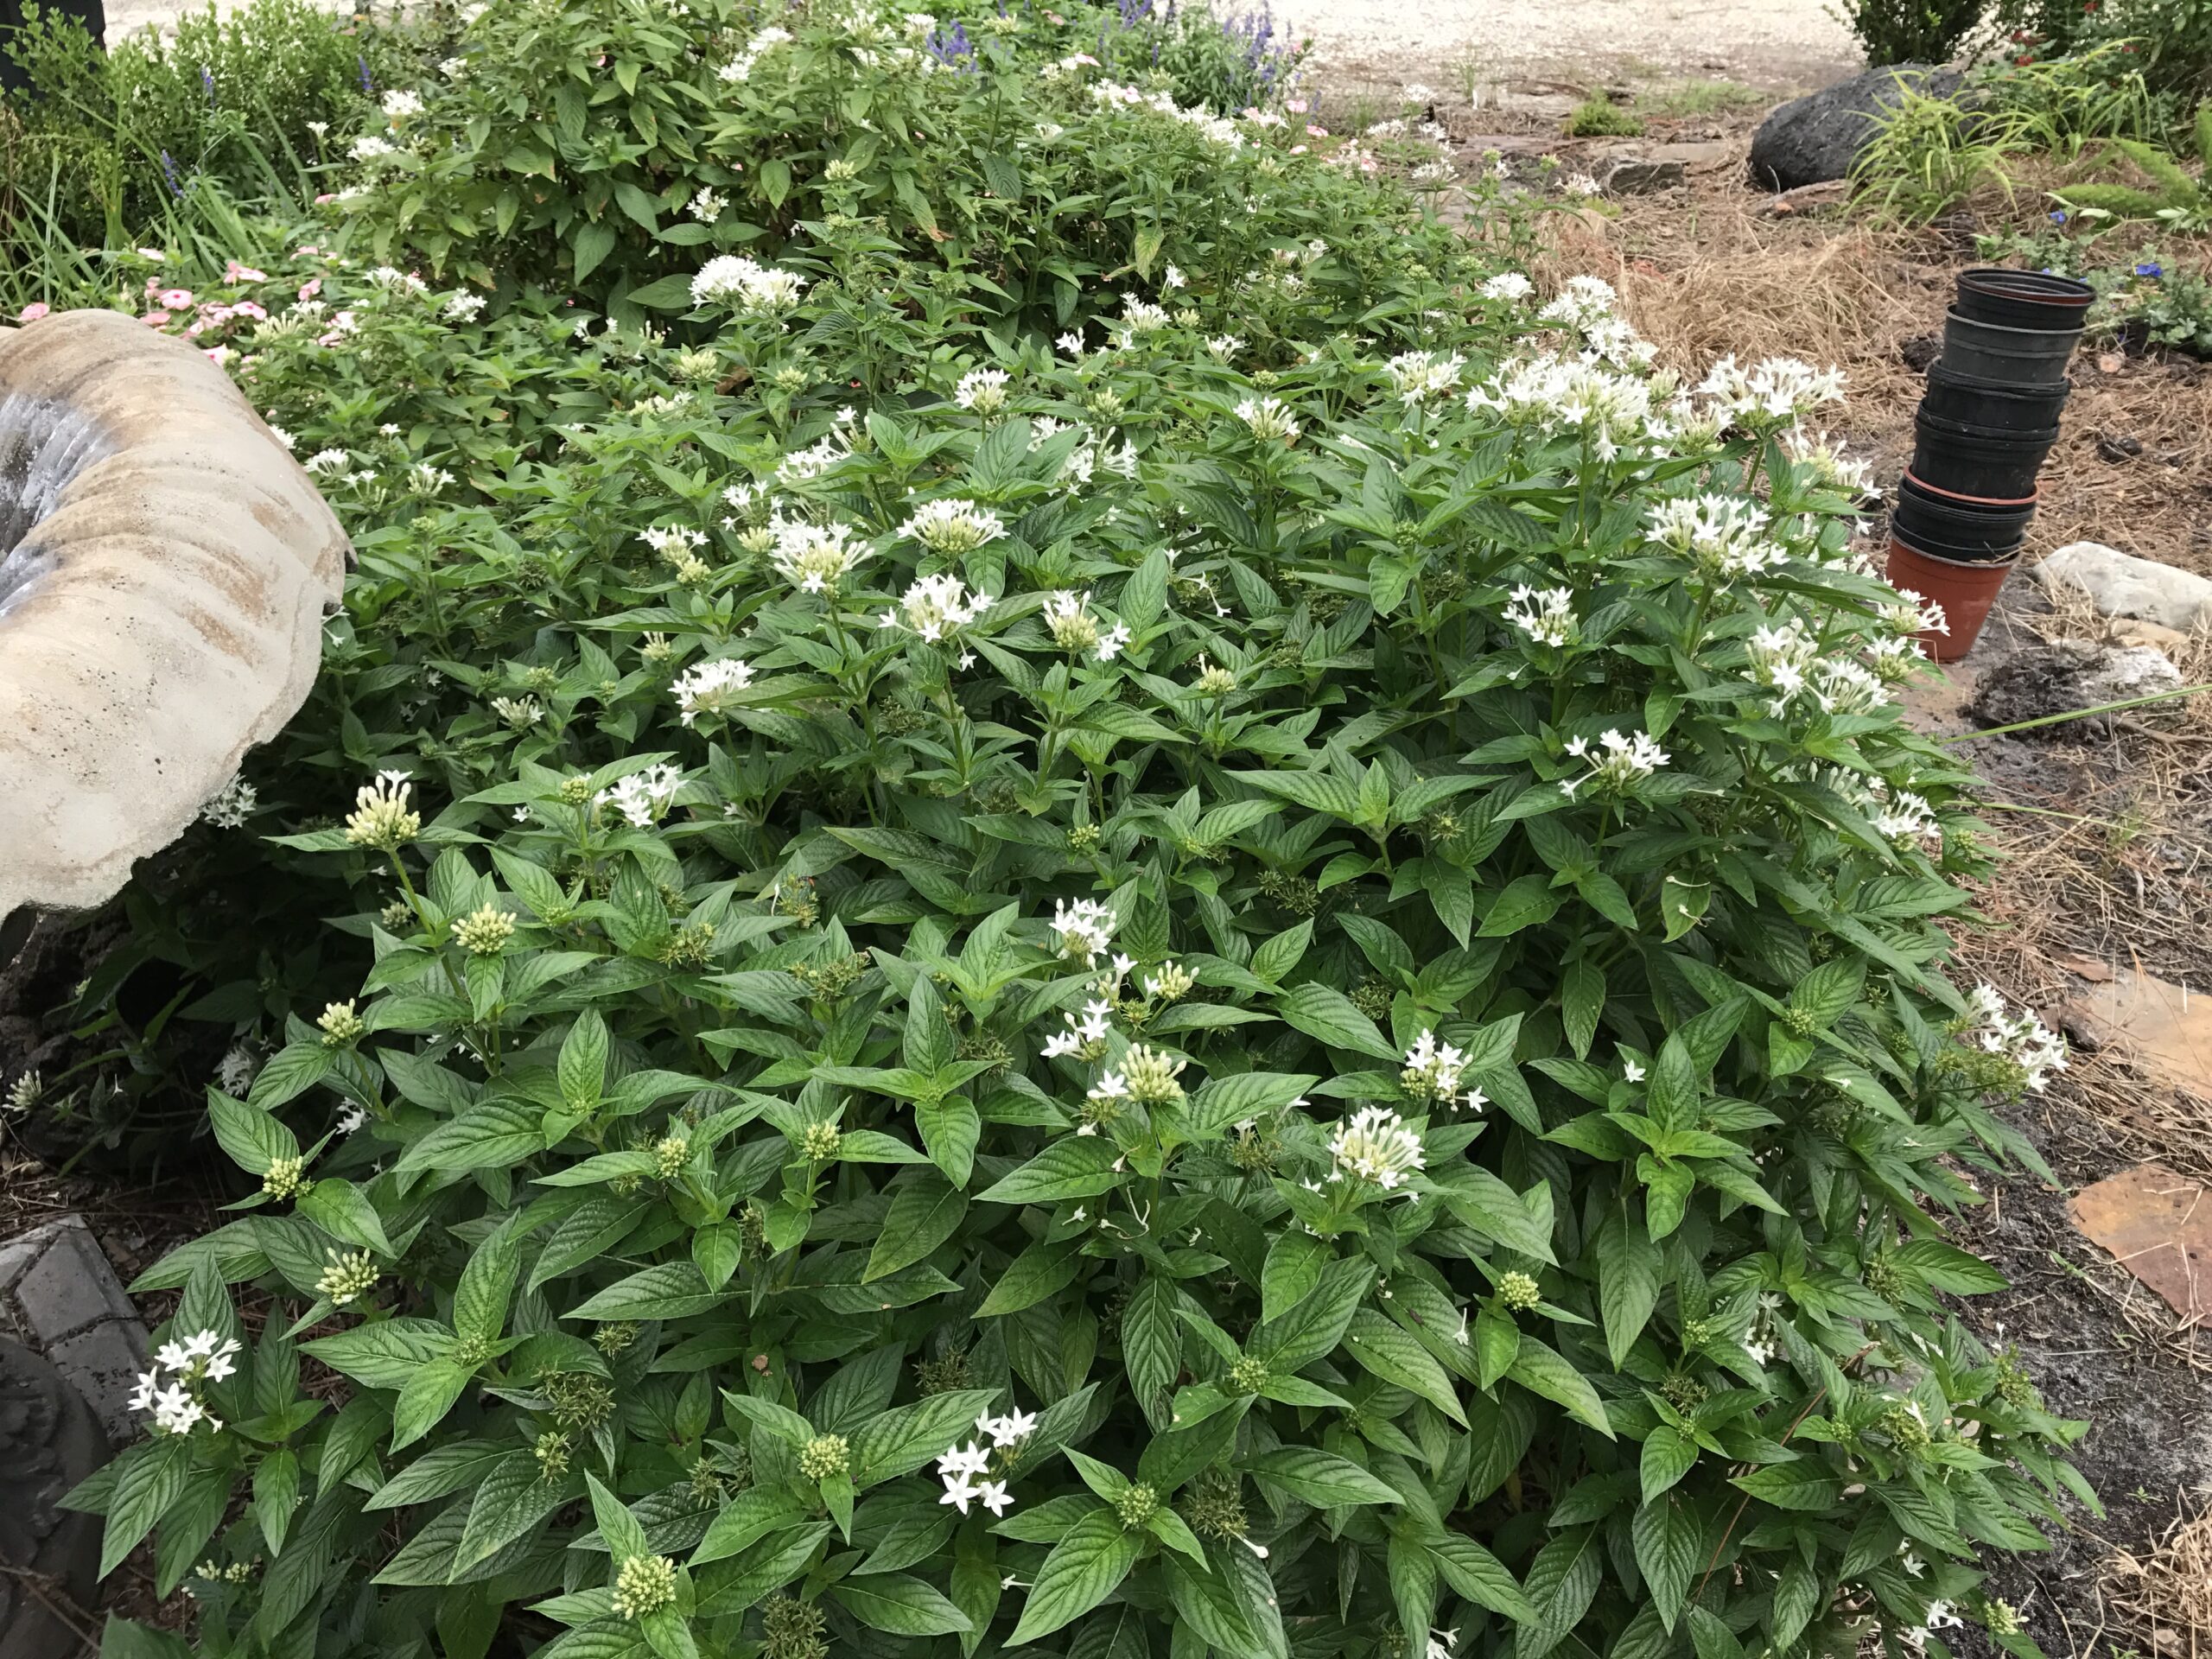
left=2100, top=1493, right=2212, bottom=1657
left=1532, top=148, right=2212, bottom=578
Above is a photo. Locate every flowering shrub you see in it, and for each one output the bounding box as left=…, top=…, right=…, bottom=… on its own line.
left=332, top=0, right=1352, bottom=321
left=45, top=5, right=2092, bottom=1657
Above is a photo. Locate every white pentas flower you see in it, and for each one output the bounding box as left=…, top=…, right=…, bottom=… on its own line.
left=882, top=574, right=993, bottom=644
left=1646, top=493, right=1785, bottom=581
left=1041, top=591, right=1132, bottom=661
left=442, top=290, right=486, bottom=321
left=1384, top=349, right=1465, bottom=403
left=1698, top=354, right=1846, bottom=431
left=595, top=763, right=684, bottom=828
left=1399, top=1030, right=1467, bottom=1106
left=1812, top=656, right=1888, bottom=715
left=1881, top=588, right=1948, bottom=638
left=690, top=254, right=808, bottom=315
left=899, top=498, right=1006, bottom=556
left=1235, top=395, right=1300, bottom=442
left=1042, top=997, right=1114, bottom=1059
left=130, top=1329, right=241, bottom=1436
left=1480, top=270, right=1534, bottom=302
left=1560, top=729, right=1669, bottom=798
left=1745, top=619, right=1818, bottom=711
left=1052, top=897, right=1118, bottom=966
left=1870, top=789, right=1940, bottom=844
left=305, top=448, right=350, bottom=477
left=688, top=185, right=728, bottom=221
left=671, top=657, right=756, bottom=726
left=1115, top=293, right=1171, bottom=344
left=1538, top=274, right=1618, bottom=327
left=1328, top=1105, right=1425, bottom=1191
left=200, top=772, right=257, bottom=829
left=1504, top=583, right=1577, bottom=649
left=1204, top=334, right=1243, bottom=359
left=955, top=367, right=1011, bottom=415
left=1784, top=428, right=1874, bottom=495
left=769, top=516, right=868, bottom=594
left=717, top=23, right=791, bottom=81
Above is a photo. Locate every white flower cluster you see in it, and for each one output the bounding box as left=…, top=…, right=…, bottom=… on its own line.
left=1646, top=494, right=1786, bottom=582
left=1328, top=1105, right=1425, bottom=1191
left=671, top=657, right=755, bottom=726
left=881, top=573, right=992, bottom=644
left=1560, top=728, right=1669, bottom=798
left=1466, top=355, right=1653, bottom=461
left=899, top=497, right=1006, bottom=555
left=1384, top=349, right=1465, bottom=404
left=1400, top=1029, right=1473, bottom=1108
left=1479, top=270, right=1534, bottom=302
left=955, top=367, right=1010, bottom=414
left=1697, top=354, right=1846, bottom=431
left=690, top=254, right=808, bottom=315
left=1235, top=395, right=1300, bottom=442
left=596, top=763, right=683, bottom=828
left=936, top=1405, right=1033, bottom=1516
left=1536, top=274, right=1619, bottom=328
left=1052, top=897, right=1118, bottom=966
left=1966, top=985, right=2069, bottom=1093
left=1042, top=590, right=1132, bottom=661
left=381, top=87, right=423, bottom=121
left=716, top=24, right=791, bottom=82
left=1783, top=429, right=1875, bottom=496
left=1745, top=619, right=1818, bottom=711
left=1114, top=292, right=1171, bottom=343
left=200, top=772, right=257, bottom=829
left=770, top=516, right=868, bottom=594
left=1042, top=997, right=1115, bottom=1058
left=1088, top=81, right=1243, bottom=149
left=1869, top=788, right=1940, bottom=844
left=129, top=1330, right=239, bottom=1435
left=442, top=290, right=486, bottom=321
left=1883, top=588, right=1949, bottom=639
left=1504, top=583, right=1577, bottom=649
left=688, top=186, right=728, bottom=222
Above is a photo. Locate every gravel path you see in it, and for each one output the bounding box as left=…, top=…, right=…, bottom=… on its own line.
left=1272, top=0, right=1859, bottom=95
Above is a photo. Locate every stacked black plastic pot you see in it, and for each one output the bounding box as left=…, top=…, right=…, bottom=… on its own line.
left=1887, top=268, right=2091, bottom=658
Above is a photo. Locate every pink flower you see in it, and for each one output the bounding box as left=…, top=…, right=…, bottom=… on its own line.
left=1306, top=124, right=1328, bottom=137
left=298, top=276, right=322, bottom=302
left=203, top=345, right=232, bottom=366
left=144, top=276, right=164, bottom=296
left=314, top=193, right=337, bottom=206
left=224, top=260, right=268, bottom=283
left=16, top=302, right=49, bottom=322
left=143, top=309, right=170, bottom=327
left=316, top=331, right=344, bottom=347
left=1071, top=52, right=1098, bottom=65
left=136, top=246, right=164, bottom=262
left=1287, top=98, right=1308, bottom=113
left=232, top=300, right=267, bottom=321
left=184, top=321, right=205, bottom=337
left=158, top=288, right=194, bottom=309
left=1290, top=144, right=1307, bottom=154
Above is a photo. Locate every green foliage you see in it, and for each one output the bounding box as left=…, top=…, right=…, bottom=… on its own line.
left=1564, top=95, right=1643, bottom=137
left=1849, top=80, right=2042, bottom=222
left=2053, top=100, right=2212, bottom=219
left=1840, top=0, right=1988, bottom=67
left=40, top=5, right=2090, bottom=1658
left=0, top=0, right=405, bottom=282
left=2007, top=0, right=2212, bottom=99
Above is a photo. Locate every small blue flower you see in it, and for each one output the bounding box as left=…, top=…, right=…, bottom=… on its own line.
left=2049, top=208, right=2067, bottom=223
left=2137, top=261, right=2164, bottom=278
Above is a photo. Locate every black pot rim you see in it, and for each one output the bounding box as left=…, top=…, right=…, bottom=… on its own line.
left=1942, top=307, right=2085, bottom=343
left=1900, top=467, right=2037, bottom=506
left=1915, top=410, right=2062, bottom=444
left=1925, top=361, right=2074, bottom=398
left=1958, top=267, right=2094, bottom=304
left=1890, top=531, right=2025, bottom=567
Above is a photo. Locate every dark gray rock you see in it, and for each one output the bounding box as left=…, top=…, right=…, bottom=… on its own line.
left=1749, top=64, right=1965, bottom=191
left=1967, top=639, right=2184, bottom=737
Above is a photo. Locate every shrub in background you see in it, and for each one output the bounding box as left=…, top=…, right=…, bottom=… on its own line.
left=0, top=0, right=404, bottom=273
left=1841, top=0, right=1989, bottom=67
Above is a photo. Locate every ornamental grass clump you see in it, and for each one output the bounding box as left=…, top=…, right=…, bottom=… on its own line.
left=52, top=6, right=2088, bottom=1658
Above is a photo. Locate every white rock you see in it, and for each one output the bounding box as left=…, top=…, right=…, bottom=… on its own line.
left=2033, top=542, right=2212, bottom=632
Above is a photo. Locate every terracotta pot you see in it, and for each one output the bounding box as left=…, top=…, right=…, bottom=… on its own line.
left=1885, top=535, right=2018, bottom=662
